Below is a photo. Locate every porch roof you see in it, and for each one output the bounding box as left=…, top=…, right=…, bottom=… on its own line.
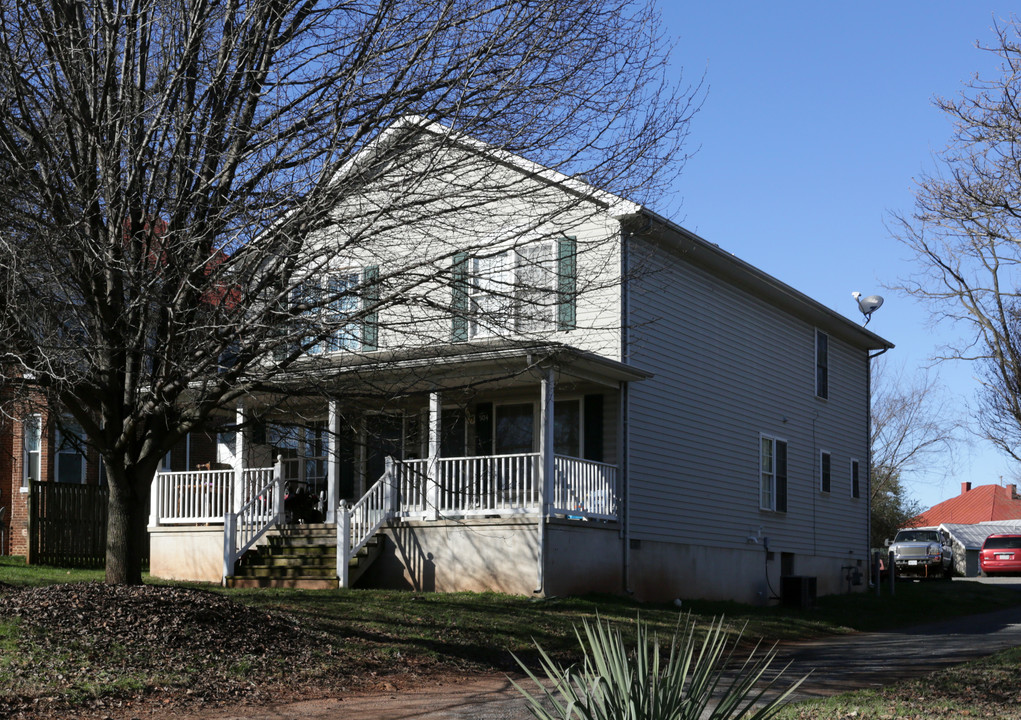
left=264, top=340, right=652, bottom=398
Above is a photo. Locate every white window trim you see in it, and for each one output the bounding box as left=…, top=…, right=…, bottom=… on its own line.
left=759, top=433, right=787, bottom=512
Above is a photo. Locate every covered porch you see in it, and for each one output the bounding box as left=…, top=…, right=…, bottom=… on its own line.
left=148, top=344, right=649, bottom=591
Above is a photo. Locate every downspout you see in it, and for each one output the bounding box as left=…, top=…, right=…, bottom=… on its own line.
left=620, top=216, right=647, bottom=596
left=866, top=346, right=890, bottom=575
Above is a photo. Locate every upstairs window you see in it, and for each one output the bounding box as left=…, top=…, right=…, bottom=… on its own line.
left=760, top=434, right=788, bottom=512
left=292, top=266, right=377, bottom=353
left=816, top=330, right=829, bottom=399
left=851, top=458, right=861, bottom=499
left=462, top=236, right=576, bottom=340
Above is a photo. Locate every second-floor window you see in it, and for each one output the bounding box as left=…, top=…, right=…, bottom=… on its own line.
left=459, top=236, right=576, bottom=340
left=816, top=329, right=829, bottom=399
left=292, top=266, right=377, bottom=353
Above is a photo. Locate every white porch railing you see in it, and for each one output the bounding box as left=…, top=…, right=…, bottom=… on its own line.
left=150, top=467, right=273, bottom=525
left=394, top=453, right=542, bottom=518
left=223, top=459, right=284, bottom=580
left=550, top=456, right=618, bottom=520
left=337, top=458, right=398, bottom=588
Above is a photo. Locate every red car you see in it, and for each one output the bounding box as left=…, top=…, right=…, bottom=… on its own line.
left=979, top=534, right=1021, bottom=576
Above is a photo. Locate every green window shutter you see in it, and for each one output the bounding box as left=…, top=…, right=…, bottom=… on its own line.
left=557, top=235, right=577, bottom=330
left=361, top=265, right=379, bottom=351
left=451, top=252, right=469, bottom=342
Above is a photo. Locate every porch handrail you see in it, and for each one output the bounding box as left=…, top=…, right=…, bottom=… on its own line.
left=150, top=466, right=276, bottom=526
left=337, top=457, right=397, bottom=588
left=550, top=456, right=618, bottom=520
left=222, top=458, right=284, bottom=582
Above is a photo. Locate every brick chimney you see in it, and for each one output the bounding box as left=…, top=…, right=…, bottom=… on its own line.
left=1012, top=484, right=1019, bottom=500
left=961, top=482, right=972, bottom=495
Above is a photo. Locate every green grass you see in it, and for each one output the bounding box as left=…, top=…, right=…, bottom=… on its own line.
left=0, top=556, right=109, bottom=585
left=2, top=555, right=1021, bottom=718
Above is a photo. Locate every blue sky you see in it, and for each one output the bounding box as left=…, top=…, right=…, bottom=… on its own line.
left=653, top=4, right=1015, bottom=509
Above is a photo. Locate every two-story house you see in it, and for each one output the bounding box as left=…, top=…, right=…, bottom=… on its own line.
left=142, top=117, right=892, bottom=603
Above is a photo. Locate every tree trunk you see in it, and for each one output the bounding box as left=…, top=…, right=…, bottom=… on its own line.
left=105, top=472, right=149, bottom=585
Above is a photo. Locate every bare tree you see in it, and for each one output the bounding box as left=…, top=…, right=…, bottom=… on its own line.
left=0, top=0, right=701, bottom=583
left=870, top=359, right=959, bottom=544
left=892, top=17, right=1021, bottom=471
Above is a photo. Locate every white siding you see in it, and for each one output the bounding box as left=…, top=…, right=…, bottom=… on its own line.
left=625, top=236, right=870, bottom=562
left=300, top=139, right=624, bottom=359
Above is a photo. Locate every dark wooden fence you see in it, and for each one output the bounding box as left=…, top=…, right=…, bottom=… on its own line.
left=27, top=481, right=149, bottom=568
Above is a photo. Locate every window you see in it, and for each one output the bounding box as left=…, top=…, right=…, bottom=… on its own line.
left=760, top=435, right=788, bottom=512
left=292, top=267, right=377, bottom=354
left=851, top=458, right=861, bottom=499
left=22, top=414, right=41, bottom=486
left=55, top=420, right=86, bottom=484
left=495, top=403, right=534, bottom=455
left=816, top=330, right=829, bottom=399
left=466, top=236, right=577, bottom=339
left=819, top=451, right=831, bottom=493
left=470, top=250, right=512, bottom=338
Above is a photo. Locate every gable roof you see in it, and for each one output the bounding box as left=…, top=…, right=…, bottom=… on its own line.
left=912, top=483, right=1021, bottom=526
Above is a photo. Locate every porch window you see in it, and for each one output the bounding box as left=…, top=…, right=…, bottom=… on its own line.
left=22, top=414, right=41, bottom=486
left=495, top=404, right=534, bottom=455
left=55, top=419, right=86, bottom=484
left=554, top=399, right=581, bottom=457
left=759, top=434, right=787, bottom=512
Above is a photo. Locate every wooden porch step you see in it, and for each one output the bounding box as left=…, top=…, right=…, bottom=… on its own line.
left=225, top=525, right=384, bottom=589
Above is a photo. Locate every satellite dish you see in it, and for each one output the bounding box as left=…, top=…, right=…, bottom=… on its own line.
left=851, top=292, right=884, bottom=326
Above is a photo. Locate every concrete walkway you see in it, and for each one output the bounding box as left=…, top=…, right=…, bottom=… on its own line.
left=176, top=602, right=1021, bottom=720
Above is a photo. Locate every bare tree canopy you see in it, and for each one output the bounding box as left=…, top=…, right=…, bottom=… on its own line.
left=870, top=359, right=959, bottom=544
left=0, top=0, right=701, bottom=582
left=892, top=17, right=1021, bottom=469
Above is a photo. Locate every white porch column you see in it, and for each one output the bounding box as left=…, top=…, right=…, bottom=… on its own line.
left=427, top=392, right=441, bottom=521
left=326, top=399, right=340, bottom=523
left=536, top=367, right=555, bottom=594
left=539, top=368, right=555, bottom=516
left=232, top=402, right=246, bottom=514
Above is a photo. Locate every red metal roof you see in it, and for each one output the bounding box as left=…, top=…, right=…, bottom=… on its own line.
left=912, top=483, right=1021, bottom=526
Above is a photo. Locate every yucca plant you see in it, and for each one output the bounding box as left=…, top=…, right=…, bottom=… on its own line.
left=512, top=615, right=806, bottom=720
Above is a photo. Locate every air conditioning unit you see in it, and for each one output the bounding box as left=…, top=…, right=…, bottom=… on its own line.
left=780, top=575, right=817, bottom=609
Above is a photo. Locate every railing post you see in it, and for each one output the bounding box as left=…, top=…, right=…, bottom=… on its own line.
left=149, top=472, right=161, bottom=528
left=223, top=511, right=237, bottom=585
left=385, top=456, right=397, bottom=515
left=337, top=500, right=350, bottom=589
left=427, top=392, right=441, bottom=520
left=273, top=455, right=285, bottom=525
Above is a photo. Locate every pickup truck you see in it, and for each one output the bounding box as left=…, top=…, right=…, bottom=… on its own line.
left=886, top=528, right=953, bottom=579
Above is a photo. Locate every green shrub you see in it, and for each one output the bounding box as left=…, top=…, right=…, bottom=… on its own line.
left=513, top=615, right=805, bottom=720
